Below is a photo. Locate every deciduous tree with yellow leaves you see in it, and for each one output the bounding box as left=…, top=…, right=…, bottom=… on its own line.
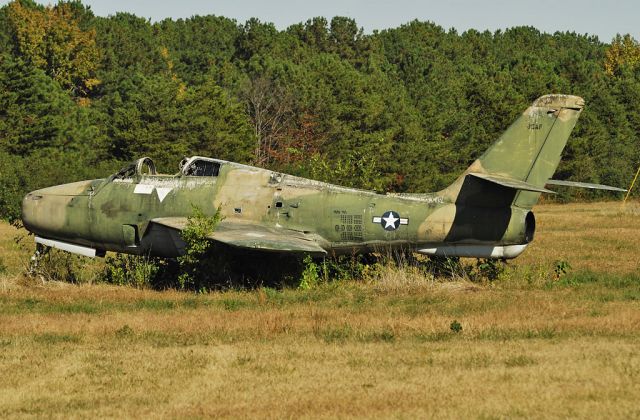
left=604, top=34, right=640, bottom=76
left=5, top=0, right=100, bottom=95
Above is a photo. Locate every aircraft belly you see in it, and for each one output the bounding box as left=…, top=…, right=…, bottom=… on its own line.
left=417, top=244, right=528, bottom=259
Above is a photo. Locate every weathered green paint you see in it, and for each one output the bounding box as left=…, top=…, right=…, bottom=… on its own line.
left=21, top=94, right=586, bottom=259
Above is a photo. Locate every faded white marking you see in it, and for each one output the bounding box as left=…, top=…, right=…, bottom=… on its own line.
left=423, top=196, right=444, bottom=204
left=372, top=217, right=382, bottom=223
left=245, top=233, right=266, bottom=238
left=134, top=184, right=154, bottom=194
left=156, top=187, right=172, bottom=202
left=399, top=218, right=409, bottom=225
left=138, top=177, right=204, bottom=191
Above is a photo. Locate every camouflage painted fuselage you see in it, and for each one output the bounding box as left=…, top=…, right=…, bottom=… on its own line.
left=22, top=94, right=586, bottom=259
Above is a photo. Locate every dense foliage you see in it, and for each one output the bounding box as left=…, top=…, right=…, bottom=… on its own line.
left=1, top=0, right=639, bottom=223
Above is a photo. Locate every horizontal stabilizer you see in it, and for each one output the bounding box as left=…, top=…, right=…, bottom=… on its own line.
left=546, top=179, right=627, bottom=192
left=151, top=218, right=327, bottom=254
left=468, top=173, right=556, bottom=194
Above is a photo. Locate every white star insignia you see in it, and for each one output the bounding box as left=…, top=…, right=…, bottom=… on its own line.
left=372, top=211, right=409, bottom=231
left=383, top=213, right=399, bottom=229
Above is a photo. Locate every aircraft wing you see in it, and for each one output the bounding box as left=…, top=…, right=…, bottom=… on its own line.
left=151, top=218, right=327, bottom=254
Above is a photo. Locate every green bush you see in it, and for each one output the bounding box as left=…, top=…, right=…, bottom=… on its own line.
left=296, top=253, right=386, bottom=289
left=100, top=205, right=230, bottom=290
left=298, top=255, right=321, bottom=290
left=472, top=259, right=506, bottom=282
left=176, top=205, right=225, bottom=289
left=102, top=253, right=160, bottom=288
left=29, top=248, right=98, bottom=283
left=554, top=259, right=572, bottom=280
left=450, top=320, right=463, bottom=333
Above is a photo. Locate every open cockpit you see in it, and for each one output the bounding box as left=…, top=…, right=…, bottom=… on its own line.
left=111, top=156, right=226, bottom=182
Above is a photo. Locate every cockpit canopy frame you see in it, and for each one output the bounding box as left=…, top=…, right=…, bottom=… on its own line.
left=112, top=156, right=225, bottom=182
left=179, top=156, right=223, bottom=177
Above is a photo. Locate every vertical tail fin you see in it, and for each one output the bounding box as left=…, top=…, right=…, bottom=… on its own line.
left=446, top=94, right=584, bottom=209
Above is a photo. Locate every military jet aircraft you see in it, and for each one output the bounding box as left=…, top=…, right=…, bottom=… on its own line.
left=22, top=94, right=625, bottom=262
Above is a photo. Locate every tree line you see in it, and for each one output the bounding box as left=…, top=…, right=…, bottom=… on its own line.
left=1, top=0, right=639, bottom=223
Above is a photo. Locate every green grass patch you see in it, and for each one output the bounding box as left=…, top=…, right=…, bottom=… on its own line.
left=54, top=302, right=100, bottom=314
left=413, top=331, right=454, bottom=342
left=553, top=271, right=640, bottom=289
left=220, top=298, right=248, bottom=311
left=1, top=298, right=101, bottom=315
left=140, top=331, right=212, bottom=347
left=318, top=325, right=353, bottom=343
left=33, top=333, right=81, bottom=344
left=622, top=290, right=640, bottom=301
left=361, top=329, right=396, bottom=343
left=181, top=297, right=202, bottom=309
left=1, top=296, right=221, bottom=315
left=115, top=324, right=135, bottom=338
left=133, top=299, right=176, bottom=311
left=477, top=327, right=557, bottom=341
left=15, top=297, right=44, bottom=312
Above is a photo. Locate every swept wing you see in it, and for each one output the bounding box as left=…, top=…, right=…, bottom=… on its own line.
left=152, top=218, right=327, bottom=255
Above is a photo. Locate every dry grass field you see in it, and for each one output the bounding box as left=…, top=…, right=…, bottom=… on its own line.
left=1, top=201, right=639, bottom=418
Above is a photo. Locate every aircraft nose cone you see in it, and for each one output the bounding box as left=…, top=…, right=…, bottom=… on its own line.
left=21, top=180, right=96, bottom=238
left=21, top=189, right=69, bottom=238
left=22, top=191, right=45, bottom=233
